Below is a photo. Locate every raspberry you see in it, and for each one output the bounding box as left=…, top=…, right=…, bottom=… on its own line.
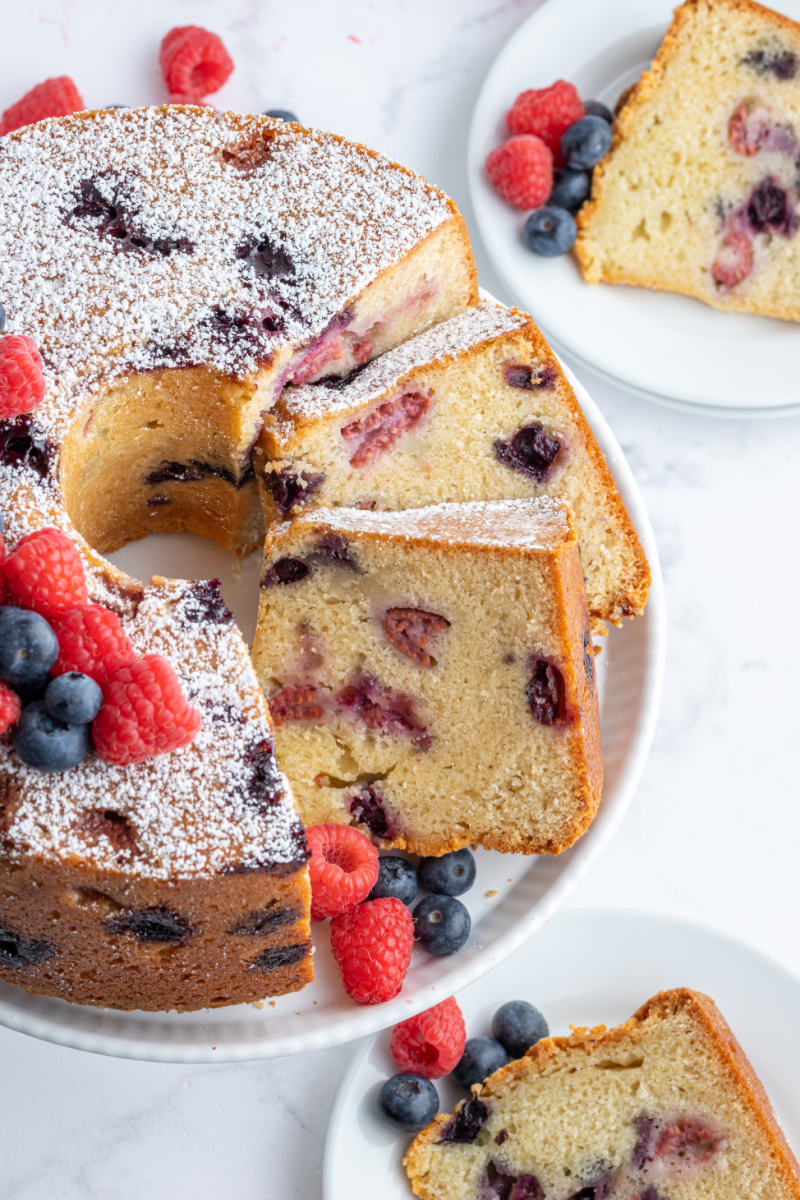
left=306, top=823, right=379, bottom=921
left=390, top=997, right=467, bottom=1078
left=507, top=81, right=584, bottom=165
left=382, top=608, right=450, bottom=668
left=0, top=77, right=84, bottom=138
left=5, top=528, right=87, bottom=619
left=711, top=229, right=753, bottom=290
left=485, top=136, right=553, bottom=210
left=92, top=654, right=201, bottom=765
left=341, top=392, right=431, bottom=468
left=0, top=336, right=46, bottom=419
left=159, top=27, right=234, bottom=100
left=330, top=897, right=414, bottom=1005
left=0, top=682, right=21, bottom=735
left=268, top=684, right=325, bottom=727
left=51, top=604, right=136, bottom=684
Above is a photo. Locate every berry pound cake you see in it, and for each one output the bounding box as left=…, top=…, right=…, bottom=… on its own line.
left=259, top=301, right=649, bottom=627
left=252, top=498, right=601, bottom=855
left=575, top=0, right=800, bottom=321
left=405, top=988, right=800, bottom=1200
left=0, top=105, right=477, bottom=1011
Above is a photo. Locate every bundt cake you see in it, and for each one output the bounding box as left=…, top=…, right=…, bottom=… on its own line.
left=405, top=988, right=800, bottom=1200
left=259, top=301, right=649, bottom=626
left=575, top=0, right=800, bottom=320
left=251, top=498, right=601, bottom=855
left=0, top=105, right=477, bottom=1011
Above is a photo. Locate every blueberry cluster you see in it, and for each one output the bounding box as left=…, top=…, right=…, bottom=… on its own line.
left=523, top=101, right=614, bottom=258
left=370, top=846, right=476, bottom=956
left=0, top=599, right=99, bottom=772
left=377, top=998, right=550, bottom=1131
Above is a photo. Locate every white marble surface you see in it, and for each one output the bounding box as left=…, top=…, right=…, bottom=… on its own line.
left=2, top=0, right=800, bottom=1196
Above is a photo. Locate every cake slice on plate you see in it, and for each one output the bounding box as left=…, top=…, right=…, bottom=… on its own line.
left=251, top=497, right=601, bottom=855
left=259, top=301, right=649, bottom=627
left=405, top=987, right=800, bottom=1200
left=576, top=0, right=800, bottom=321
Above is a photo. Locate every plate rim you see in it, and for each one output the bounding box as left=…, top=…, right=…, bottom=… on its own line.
left=467, top=0, right=800, bottom=416
left=0, top=362, right=666, bottom=1063
left=322, top=906, right=800, bottom=1200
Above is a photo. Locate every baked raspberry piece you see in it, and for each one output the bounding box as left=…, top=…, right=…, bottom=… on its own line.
left=330, top=897, right=414, bottom=1004
left=51, top=603, right=136, bottom=684
left=486, top=136, right=553, bottom=210
left=507, top=81, right=584, bottom=165
left=0, top=336, right=46, bottom=419
left=5, top=528, right=87, bottom=619
left=0, top=77, right=84, bottom=137
left=92, top=654, right=201, bottom=765
left=159, top=26, right=234, bottom=100
left=390, top=996, right=467, bottom=1078
left=0, top=682, right=22, bottom=734
left=306, top=823, right=379, bottom=921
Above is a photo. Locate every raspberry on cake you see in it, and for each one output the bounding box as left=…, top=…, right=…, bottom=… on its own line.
left=405, top=989, right=800, bottom=1200
left=252, top=497, right=601, bottom=856
left=575, top=0, right=800, bottom=321
left=260, top=301, right=649, bottom=626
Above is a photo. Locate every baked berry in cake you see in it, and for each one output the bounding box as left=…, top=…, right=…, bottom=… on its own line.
left=260, top=301, right=649, bottom=626
left=576, top=0, right=800, bottom=321
left=251, top=498, right=601, bottom=856
left=405, top=988, right=800, bottom=1200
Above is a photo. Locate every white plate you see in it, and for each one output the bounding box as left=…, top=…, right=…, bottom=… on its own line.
left=323, top=908, right=800, bottom=1200
left=468, top=0, right=800, bottom=416
left=0, top=367, right=664, bottom=1062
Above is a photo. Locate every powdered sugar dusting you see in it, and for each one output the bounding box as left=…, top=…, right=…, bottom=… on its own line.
left=278, top=300, right=526, bottom=429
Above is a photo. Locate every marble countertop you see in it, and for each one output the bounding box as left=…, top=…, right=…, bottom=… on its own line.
left=2, top=1, right=800, bottom=1196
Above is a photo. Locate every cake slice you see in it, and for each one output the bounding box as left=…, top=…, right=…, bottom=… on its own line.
left=258, top=302, right=649, bottom=627
left=251, top=498, right=601, bottom=855
left=575, top=0, right=800, bottom=321
left=405, top=988, right=800, bottom=1200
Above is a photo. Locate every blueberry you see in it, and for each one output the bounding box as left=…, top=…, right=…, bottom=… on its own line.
left=44, top=673, right=102, bottom=724
left=0, top=607, right=58, bottom=686
left=584, top=99, right=614, bottom=124
left=560, top=115, right=613, bottom=170
left=264, top=108, right=299, bottom=124
left=0, top=511, right=4, bottom=532
left=452, top=1037, right=509, bottom=1090
left=12, top=702, right=91, bottom=772
left=0, top=301, right=5, bottom=333
left=418, top=848, right=476, bottom=897
left=522, top=206, right=577, bottom=257
left=413, top=894, right=471, bottom=955
left=492, top=1000, right=550, bottom=1059
left=371, top=856, right=418, bottom=905
left=549, top=167, right=592, bottom=214
left=377, top=1073, right=439, bottom=1132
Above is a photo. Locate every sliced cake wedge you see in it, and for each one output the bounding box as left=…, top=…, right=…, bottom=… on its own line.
left=405, top=988, right=800, bottom=1200
left=258, top=301, right=649, bottom=627
left=251, top=498, right=601, bottom=856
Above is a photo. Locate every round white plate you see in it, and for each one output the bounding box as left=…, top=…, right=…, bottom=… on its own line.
left=323, top=908, right=800, bottom=1199
left=0, top=368, right=664, bottom=1062
left=468, top=0, right=800, bottom=416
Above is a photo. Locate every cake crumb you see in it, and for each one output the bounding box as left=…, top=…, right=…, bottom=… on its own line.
left=486, top=889, right=498, bottom=898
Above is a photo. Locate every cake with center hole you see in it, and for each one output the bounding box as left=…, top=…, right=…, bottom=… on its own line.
left=251, top=498, right=601, bottom=855
left=0, top=105, right=476, bottom=1010
left=259, top=300, right=649, bottom=627
left=575, top=0, right=800, bottom=321
left=405, top=988, right=800, bottom=1200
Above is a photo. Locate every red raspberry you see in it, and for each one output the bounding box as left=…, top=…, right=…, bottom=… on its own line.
left=0, top=335, right=46, bottom=419
left=159, top=27, right=234, bottom=100
left=93, top=654, right=201, bottom=765
left=330, top=897, right=414, bottom=1005
left=306, top=823, right=379, bottom=921
left=390, top=996, right=467, bottom=1078
left=5, top=528, right=87, bottom=619
left=0, top=76, right=84, bottom=137
left=0, top=682, right=21, bottom=735
left=507, top=81, right=584, bottom=165
left=486, top=136, right=553, bottom=210
left=51, top=604, right=136, bottom=684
